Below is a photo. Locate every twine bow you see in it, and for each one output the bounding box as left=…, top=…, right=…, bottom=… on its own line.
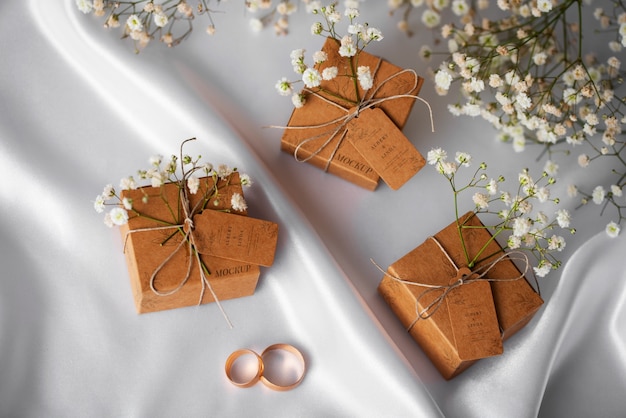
left=271, top=59, right=435, bottom=171
left=374, top=236, right=535, bottom=332
left=123, top=139, right=233, bottom=328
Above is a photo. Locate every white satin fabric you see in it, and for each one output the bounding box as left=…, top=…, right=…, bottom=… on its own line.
left=0, top=1, right=624, bottom=417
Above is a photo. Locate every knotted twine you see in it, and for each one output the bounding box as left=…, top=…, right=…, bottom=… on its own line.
left=373, top=236, right=537, bottom=332
left=271, top=59, right=435, bottom=171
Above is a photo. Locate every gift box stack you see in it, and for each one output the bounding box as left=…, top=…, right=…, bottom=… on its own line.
left=119, top=172, right=278, bottom=314
left=378, top=212, right=544, bottom=379
left=281, top=37, right=427, bottom=191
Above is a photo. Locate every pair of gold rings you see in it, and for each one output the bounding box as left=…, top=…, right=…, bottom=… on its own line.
left=225, top=343, right=306, bottom=391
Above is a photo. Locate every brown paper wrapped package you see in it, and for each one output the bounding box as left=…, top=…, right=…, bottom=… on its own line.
left=378, top=212, right=544, bottom=379
left=119, top=173, right=261, bottom=314
left=281, top=37, right=424, bottom=190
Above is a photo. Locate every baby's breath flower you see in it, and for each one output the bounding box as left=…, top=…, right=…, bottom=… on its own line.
left=427, top=148, right=447, bottom=164
left=455, top=151, right=471, bottom=167
left=606, top=221, right=621, bottom=237
left=534, top=261, right=552, bottom=278
left=611, top=185, right=623, bottom=197
left=473, top=192, right=489, bottom=209
left=592, top=185, right=606, bottom=204
left=231, top=193, right=248, bottom=212
left=422, top=9, right=441, bottom=29
left=187, top=177, right=200, bottom=195
left=302, top=67, right=322, bottom=88
left=292, top=92, right=306, bottom=108
left=122, top=197, right=133, bottom=211
left=126, top=14, right=143, bottom=32
left=94, top=195, right=106, bottom=213
left=240, top=173, right=253, bottom=187
left=322, top=66, right=338, bottom=80
left=102, top=184, right=114, bottom=197
left=313, top=50, right=327, bottom=64
left=275, top=77, right=293, bottom=96
left=154, top=13, right=168, bottom=28
left=435, top=69, right=453, bottom=92
left=109, top=207, right=129, bottom=226
left=76, top=0, right=93, bottom=14
left=357, top=66, right=373, bottom=90
left=216, top=164, right=232, bottom=180
left=120, top=176, right=137, bottom=191
left=547, top=235, right=566, bottom=251
left=556, top=209, right=571, bottom=228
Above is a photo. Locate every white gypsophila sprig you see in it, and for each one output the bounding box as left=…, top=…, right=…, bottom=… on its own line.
left=76, top=0, right=220, bottom=52
left=427, top=147, right=574, bottom=276
left=276, top=1, right=383, bottom=107
left=417, top=0, right=626, bottom=236
left=246, top=0, right=298, bottom=35
left=94, top=139, right=254, bottom=227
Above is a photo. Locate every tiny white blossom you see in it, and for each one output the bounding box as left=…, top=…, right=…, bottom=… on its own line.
left=94, top=195, right=106, bottom=213
left=312, top=50, right=327, bottom=64
left=302, top=68, right=322, bottom=88
left=578, top=154, right=590, bottom=168
left=216, top=164, right=233, bottom=179
left=154, top=13, right=168, bottom=27
left=231, top=193, right=248, bottom=212
left=556, top=209, right=571, bottom=228
left=513, top=217, right=532, bottom=237
left=455, top=152, right=472, bottom=166
left=120, top=176, right=137, bottom=191
left=507, top=235, right=521, bottom=249
left=240, top=173, right=253, bottom=187
left=534, top=261, right=552, bottom=278
left=275, top=77, right=293, bottom=96
left=249, top=18, right=263, bottom=32
left=126, top=14, right=143, bottom=32
left=421, top=9, right=441, bottom=29
left=606, top=221, right=621, bottom=238
left=357, top=66, right=373, bottom=90
left=592, top=185, right=606, bottom=204
left=122, top=197, right=133, bottom=210
left=473, top=192, right=490, bottom=209
left=338, top=35, right=357, bottom=57
left=611, top=185, right=623, bottom=197
left=187, top=177, right=200, bottom=195
left=537, top=0, right=552, bottom=13
left=322, top=66, right=338, bottom=80
left=76, top=0, right=93, bottom=13
left=292, top=92, right=306, bottom=108
left=427, top=148, right=447, bottom=164
left=435, top=69, right=453, bottom=91
left=486, top=179, right=498, bottom=195
left=109, top=207, right=129, bottom=226
left=548, top=235, right=566, bottom=251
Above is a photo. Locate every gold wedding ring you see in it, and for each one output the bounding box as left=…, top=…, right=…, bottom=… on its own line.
left=225, top=344, right=306, bottom=391
left=224, top=349, right=264, bottom=388
left=259, top=343, right=306, bottom=391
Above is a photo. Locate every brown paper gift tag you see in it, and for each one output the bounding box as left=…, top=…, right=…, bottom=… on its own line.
left=347, top=107, right=425, bottom=190
left=445, top=268, right=503, bottom=360
left=192, top=210, right=279, bottom=267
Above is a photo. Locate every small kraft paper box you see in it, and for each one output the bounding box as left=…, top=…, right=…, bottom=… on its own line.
left=281, top=37, right=426, bottom=191
left=119, top=173, right=278, bottom=314
left=378, top=212, right=544, bottom=379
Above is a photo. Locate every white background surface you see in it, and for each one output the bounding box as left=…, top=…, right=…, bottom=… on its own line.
left=1, top=1, right=624, bottom=417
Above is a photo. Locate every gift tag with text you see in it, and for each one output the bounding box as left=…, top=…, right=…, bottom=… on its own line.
left=192, top=210, right=278, bottom=267
left=346, top=107, right=425, bottom=190
left=445, top=268, right=503, bottom=361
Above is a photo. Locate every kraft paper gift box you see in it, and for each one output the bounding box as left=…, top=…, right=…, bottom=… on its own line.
left=378, top=212, right=544, bottom=379
left=280, top=37, right=426, bottom=191
left=119, top=173, right=278, bottom=314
